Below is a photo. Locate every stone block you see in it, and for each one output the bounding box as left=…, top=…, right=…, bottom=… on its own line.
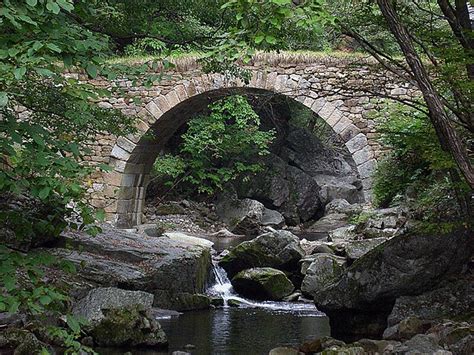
left=353, top=145, right=375, bottom=165
left=110, top=145, right=130, bottom=161
left=346, top=133, right=368, bottom=154
left=340, top=123, right=361, bottom=142
left=116, top=137, right=136, bottom=153
left=154, top=95, right=171, bottom=113
left=165, top=90, right=180, bottom=108
left=318, top=101, right=336, bottom=120
left=145, top=101, right=163, bottom=121
left=358, top=159, right=377, bottom=179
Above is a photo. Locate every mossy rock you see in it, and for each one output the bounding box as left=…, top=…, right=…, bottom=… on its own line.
left=90, top=305, right=167, bottom=348
left=0, top=328, right=49, bottom=355
left=232, top=267, right=295, bottom=300
left=218, top=230, right=304, bottom=278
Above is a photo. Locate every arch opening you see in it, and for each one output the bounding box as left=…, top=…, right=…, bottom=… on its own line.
left=111, top=86, right=373, bottom=228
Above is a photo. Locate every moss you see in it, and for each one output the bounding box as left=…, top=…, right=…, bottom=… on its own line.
left=90, top=306, right=166, bottom=348
left=0, top=329, right=46, bottom=355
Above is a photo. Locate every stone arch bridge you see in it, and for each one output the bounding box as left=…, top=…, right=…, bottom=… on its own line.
left=77, top=53, right=415, bottom=227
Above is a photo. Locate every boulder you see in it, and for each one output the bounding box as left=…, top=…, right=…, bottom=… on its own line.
left=218, top=229, right=305, bottom=278
left=231, top=267, right=295, bottom=300
left=286, top=165, right=323, bottom=223
left=72, top=287, right=167, bottom=348
left=387, top=278, right=474, bottom=327
left=343, top=237, right=387, bottom=261
left=390, top=334, right=452, bottom=355
left=316, top=176, right=361, bottom=205
left=152, top=292, right=211, bottom=311
left=301, top=254, right=346, bottom=298
left=72, top=287, right=154, bottom=324
left=216, top=198, right=265, bottom=235
left=428, top=321, right=474, bottom=354
left=324, top=199, right=352, bottom=214
left=383, top=317, right=432, bottom=341
left=307, top=213, right=349, bottom=239
left=0, top=329, right=51, bottom=355
left=269, top=347, right=300, bottom=355
left=49, top=226, right=212, bottom=310
left=261, top=208, right=285, bottom=228
left=353, top=207, right=407, bottom=239
left=314, top=227, right=473, bottom=338
left=328, top=225, right=357, bottom=241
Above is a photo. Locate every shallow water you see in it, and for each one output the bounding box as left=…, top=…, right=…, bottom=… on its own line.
left=159, top=307, right=330, bottom=355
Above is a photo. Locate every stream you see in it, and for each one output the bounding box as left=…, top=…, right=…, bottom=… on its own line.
left=154, top=263, right=330, bottom=354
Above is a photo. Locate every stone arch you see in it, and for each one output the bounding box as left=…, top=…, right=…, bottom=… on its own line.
left=106, top=72, right=376, bottom=227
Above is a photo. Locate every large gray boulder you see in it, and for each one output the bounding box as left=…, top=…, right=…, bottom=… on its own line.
left=216, top=198, right=265, bottom=235
left=72, top=287, right=154, bottom=324
left=72, top=287, right=167, bottom=348
left=387, top=279, right=474, bottom=327
left=218, top=229, right=305, bottom=278
left=301, top=254, right=346, bottom=298
left=232, top=127, right=362, bottom=225
left=343, top=237, right=388, bottom=261
left=232, top=267, right=295, bottom=300
left=216, top=198, right=284, bottom=235
left=307, top=213, right=349, bottom=239
left=49, top=226, right=212, bottom=310
left=314, top=227, right=473, bottom=337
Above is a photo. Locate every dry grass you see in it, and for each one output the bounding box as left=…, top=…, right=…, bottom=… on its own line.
left=107, top=50, right=376, bottom=72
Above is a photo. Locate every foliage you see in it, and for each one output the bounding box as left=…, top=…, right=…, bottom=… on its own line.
left=349, top=211, right=375, bottom=226
left=201, top=0, right=334, bottom=79
left=0, top=1, right=136, bottom=351
left=153, top=95, right=275, bottom=194
left=46, top=315, right=95, bottom=354
left=372, top=101, right=469, bottom=221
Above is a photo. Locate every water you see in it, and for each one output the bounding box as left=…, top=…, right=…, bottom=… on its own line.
left=152, top=263, right=330, bottom=354
left=159, top=306, right=330, bottom=354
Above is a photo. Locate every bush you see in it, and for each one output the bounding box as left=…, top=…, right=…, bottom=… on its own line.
left=153, top=95, right=275, bottom=195
left=372, top=101, right=470, bottom=221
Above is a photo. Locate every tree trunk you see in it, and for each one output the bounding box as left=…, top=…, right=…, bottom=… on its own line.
left=376, top=0, right=474, bottom=189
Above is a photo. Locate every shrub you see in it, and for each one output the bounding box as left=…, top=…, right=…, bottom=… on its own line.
left=372, top=101, right=470, bottom=221
left=152, top=95, right=275, bottom=195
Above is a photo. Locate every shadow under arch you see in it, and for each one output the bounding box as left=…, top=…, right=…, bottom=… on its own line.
left=109, top=86, right=374, bottom=228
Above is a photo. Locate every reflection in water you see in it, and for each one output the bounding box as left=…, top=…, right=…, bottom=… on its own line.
left=160, top=307, right=330, bottom=355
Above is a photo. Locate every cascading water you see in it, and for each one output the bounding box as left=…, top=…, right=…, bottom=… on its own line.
left=207, top=261, right=323, bottom=312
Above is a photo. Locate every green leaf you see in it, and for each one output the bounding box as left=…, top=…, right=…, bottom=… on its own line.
left=66, top=315, right=81, bottom=333
left=26, top=0, right=38, bottom=6
left=38, top=186, right=51, bottom=200
left=95, top=209, right=106, bottom=221
left=46, top=43, right=62, bottom=53
left=46, top=1, right=61, bottom=14
left=254, top=35, right=265, bottom=44
left=0, top=92, right=8, bottom=107
left=86, top=63, right=98, bottom=78
left=39, top=295, right=52, bottom=305
left=35, top=68, right=54, bottom=77
left=13, top=67, right=26, bottom=80
left=265, top=35, right=277, bottom=44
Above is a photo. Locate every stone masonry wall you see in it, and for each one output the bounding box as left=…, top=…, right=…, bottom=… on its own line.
left=67, top=53, right=417, bottom=227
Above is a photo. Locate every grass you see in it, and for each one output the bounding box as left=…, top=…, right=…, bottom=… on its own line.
left=106, top=49, right=376, bottom=69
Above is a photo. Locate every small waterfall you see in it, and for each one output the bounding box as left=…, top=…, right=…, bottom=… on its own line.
left=207, top=262, right=321, bottom=312
left=208, top=263, right=235, bottom=306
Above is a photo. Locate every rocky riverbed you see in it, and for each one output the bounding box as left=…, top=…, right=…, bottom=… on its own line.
left=1, top=197, right=472, bottom=354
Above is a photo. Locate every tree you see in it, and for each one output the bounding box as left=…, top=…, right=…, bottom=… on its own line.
left=153, top=95, right=275, bottom=195
left=334, top=0, right=473, bottom=189
left=375, top=0, right=473, bottom=188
